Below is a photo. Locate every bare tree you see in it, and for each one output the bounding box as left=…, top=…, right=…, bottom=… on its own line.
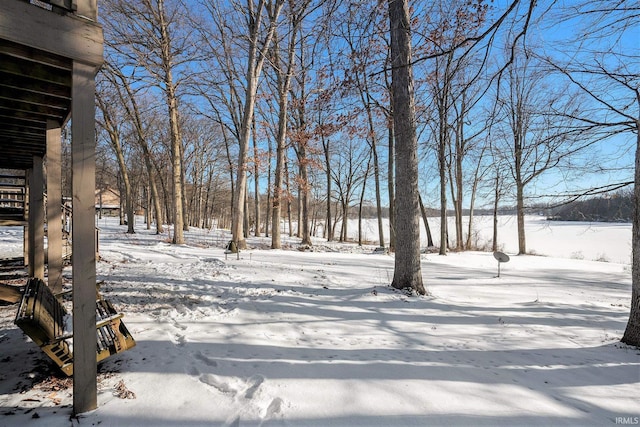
left=96, top=76, right=136, bottom=234
left=414, top=0, right=490, bottom=254
left=231, top=0, right=285, bottom=249
left=103, top=0, right=194, bottom=243
left=102, top=62, right=165, bottom=234
left=309, top=64, right=341, bottom=243
left=389, top=0, right=426, bottom=295
left=339, top=2, right=388, bottom=249
left=497, top=47, right=591, bottom=254
left=194, top=0, right=285, bottom=247
left=290, top=16, right=316, bottom=247
left=544, top=0, right=639, bottom=344
left=331, top=134, right=369, bottom=243
left=268, top=6, right=296, bottom=249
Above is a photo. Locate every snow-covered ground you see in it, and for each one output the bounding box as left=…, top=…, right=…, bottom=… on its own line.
left=0, top=216, right=638, bottom=426
left=338, top=215, right=632, bottom=264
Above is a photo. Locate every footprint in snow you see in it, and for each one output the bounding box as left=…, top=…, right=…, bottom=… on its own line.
left=186, top=365, right=200, bottom=376
left=244, top=375, right=264, bottom=399
left=194, top=351, right=218, bottom=367
left=172, top=319, right=188, bottom=331
left=199, top=373, right=237, bottom=395
left=169, top=332, right=186, bottom=347
left=264, top=397, right=284, bottom=418
left=198, top=373, right=266, bottom=401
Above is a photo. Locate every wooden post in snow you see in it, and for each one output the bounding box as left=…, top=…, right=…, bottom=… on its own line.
left=28, top=156, right=45, bottom=279
left=46, top=121, right=63, bottom=294
left=71, top=60, right=98, bottom=414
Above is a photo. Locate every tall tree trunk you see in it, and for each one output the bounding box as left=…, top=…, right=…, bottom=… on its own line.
left=296, top=185, right=302, bottom=238
left=322, top=134, right=333, bottom=241
left=253, top=117, right=261, bottom=237
left=270, top=9, right=296, bottom=248
left=515, top=131, right=526, bottom=254
left=359, top=88, right=385, bottom=248
left=455, top=131, right=464, bottom=250
left=221, top=123, right=235, bottom=222
left=492, top=171, right=500, bottom=252
left=358, top=156, right=371, bottom=246
left=299, top=150, right=312, bottom=246
left=622, top=130, right=640, bottom=345
left=418, top=193, right=434, bottom=247
left=156, top=158, right=172, bottom=233
left=466, top=181, right=477, bottom=250
left=438, top=132, right=448, bottom=255
left=435, top=51, right=453, bottom=256
left=271, top=127, right=285, bottom=248
left=155, top=0, right=184, bottom=244
left=180, top=141, right=189, bottom=231
left=146, top=158, right=163, bottom=234
left=232, top=0, right=285, bottom=249
left=145, top=186, right=151, bottom=230
left=270, top=67, right=289, bottom=248
left=285, top=158, right=293, bottom=237
left=168, top=89, right=184, bottom=244
left=389, top=0, right=425, bottom=295
left=203, top=170, right=213, bottom=229
left=232, top=102, right=253, bottom=248
left=371, top=123, right=385, bottom=248
left=466, top=146, right=486, bottom=250
left=388, top=118, right=396, bottom=252
left=332, top=201, right=340, bottom=239
left=341, top=198, right=348, bottom=242
left=266, top=138, right=273, bottom=237
left=243, top=179, right=250, bottom=238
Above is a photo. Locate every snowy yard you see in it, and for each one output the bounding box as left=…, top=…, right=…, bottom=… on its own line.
left=0, top=216, right=638, bottom=426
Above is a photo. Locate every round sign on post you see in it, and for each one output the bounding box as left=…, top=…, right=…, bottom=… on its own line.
left=493, top=251, right=510, bottom=277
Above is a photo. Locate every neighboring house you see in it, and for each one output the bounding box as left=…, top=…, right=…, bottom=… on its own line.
left=95, top=187, right=120, bottom=216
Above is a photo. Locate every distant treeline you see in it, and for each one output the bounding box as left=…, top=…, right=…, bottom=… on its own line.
left=547, top=191, right=633, bottom=223
left=355, top=190, right=633, bottom=223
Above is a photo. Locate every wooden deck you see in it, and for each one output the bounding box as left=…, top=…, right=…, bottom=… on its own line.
left=0, top=0, right=104, bottom=415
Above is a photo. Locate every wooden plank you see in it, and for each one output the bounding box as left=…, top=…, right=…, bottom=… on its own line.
left=0, top=113, right=47, bottom=127
left=0, top=53, right=72, bottom=86
left=47, top=121, right=63, bottom=294
left=1, top=138, right=49, bottom=153
left=0, top=85, right=70, bottom=110
left=0, top=97, right=67, bottom=120
left=71, top=60, right=97, bottom=415
left=0, top=38, right=71, bottom=71
left=0, top=1, right=103, bottom=67
left=0, top=219, right=26, bottom=226
left=0, top=131, right=45, bottom=145
left=0, top=283, right=22, bottom=304
left=0, top=72, right=71, bottom=100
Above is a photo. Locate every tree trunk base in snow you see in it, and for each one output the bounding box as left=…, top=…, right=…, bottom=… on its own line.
left=621, top=327, right=640, bottom=347
left=622, top=299, right=640, bottom=346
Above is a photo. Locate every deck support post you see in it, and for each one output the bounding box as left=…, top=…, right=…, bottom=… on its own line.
left=28, top=156, right=45, bottom=279
left=71, top=60, right=98, bottom=415
left=47, top=121, right=63, bottom=294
